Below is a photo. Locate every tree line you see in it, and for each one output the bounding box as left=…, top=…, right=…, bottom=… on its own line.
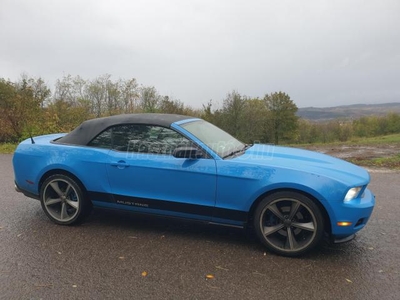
left=1, top=75, right=400, bottom=144
left=297, top=113, right=400, bottom=144
left=0, top=74, right=198, bottom=142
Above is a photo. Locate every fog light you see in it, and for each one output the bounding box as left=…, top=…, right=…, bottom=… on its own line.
left=337, top=221, right=352, bottom=227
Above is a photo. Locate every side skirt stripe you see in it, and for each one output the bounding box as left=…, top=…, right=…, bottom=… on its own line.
left=87, top=191, right=248, bottom=222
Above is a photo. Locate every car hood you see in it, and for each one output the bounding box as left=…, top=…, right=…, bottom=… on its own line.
left=233, top=144, right=370, bottom=186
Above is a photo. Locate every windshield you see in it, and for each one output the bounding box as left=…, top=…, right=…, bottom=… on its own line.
left=180, top=120, right=245, bottom=158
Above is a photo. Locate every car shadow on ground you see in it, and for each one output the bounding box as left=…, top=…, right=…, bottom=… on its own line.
left=79, top=207, right=358, bottom=259
left=86, top=207, right=256, bottom=245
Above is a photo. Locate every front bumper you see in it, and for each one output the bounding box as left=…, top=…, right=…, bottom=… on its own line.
left=330, top=188, right=375, bottom=240
left=15, top=183, right=22, bottom=193
left=332, top=234, right=355, bottom=244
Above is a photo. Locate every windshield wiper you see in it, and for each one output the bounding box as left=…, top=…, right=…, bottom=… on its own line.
left=244, top=143, right=252, bottom=150
left=222, top=144, right=251, bottom=159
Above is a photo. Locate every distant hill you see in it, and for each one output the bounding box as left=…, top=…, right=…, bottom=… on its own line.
left=297, top=103, right=400, bottom=121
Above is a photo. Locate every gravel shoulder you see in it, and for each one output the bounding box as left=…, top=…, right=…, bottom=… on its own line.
left=304, top=144, right=399, bottom=159
left=302, top=143, right=400, bottom=169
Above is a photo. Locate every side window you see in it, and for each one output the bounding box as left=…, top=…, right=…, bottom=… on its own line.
left=112, top=125, right=144, bottom=152
left=112, top=125, right=192, bottom=155
left=145, top=126, right=192, bottom=155
left=88, top=124, right=195, bottom=155
left=88, top=129, right=112, bottom=149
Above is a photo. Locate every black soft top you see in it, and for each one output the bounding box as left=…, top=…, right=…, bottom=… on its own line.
left=55, top=113, right=195, bottom=146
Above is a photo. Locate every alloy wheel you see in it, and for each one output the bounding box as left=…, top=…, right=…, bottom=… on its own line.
left=42, top=178, right=80, bottom=223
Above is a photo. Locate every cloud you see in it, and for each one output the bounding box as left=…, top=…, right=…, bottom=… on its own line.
left=1, top=0, right=399, bottom=108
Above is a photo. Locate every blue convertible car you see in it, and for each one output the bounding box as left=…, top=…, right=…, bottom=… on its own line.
left=13, top=114, right=375, bottom=256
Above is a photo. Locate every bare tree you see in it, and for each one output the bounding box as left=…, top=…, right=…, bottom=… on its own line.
left=120, top=78, right=139, bottom=113
left=85, top=75, right=111, bottom=117
left=140, top=86, right=160, bottom=113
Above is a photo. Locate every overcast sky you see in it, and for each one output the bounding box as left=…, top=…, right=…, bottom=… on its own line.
left=1, top=0, right=399, bottom=108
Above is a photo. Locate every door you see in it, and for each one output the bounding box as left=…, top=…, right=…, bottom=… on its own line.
left=106, top=124, right=217, bottom=220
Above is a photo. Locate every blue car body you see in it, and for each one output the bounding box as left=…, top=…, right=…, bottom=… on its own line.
left=13, top=114, right=375, bottom=249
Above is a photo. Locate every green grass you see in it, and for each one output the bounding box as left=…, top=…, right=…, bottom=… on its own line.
left=291, top=134, right=400, bottom=169
left=347, top=154, right=400, bottom=170
left=348, top=133, right=400, bottom=145
left=292, top=133, right=400, bottom=147
left=0, top=143, right=17, bottom=154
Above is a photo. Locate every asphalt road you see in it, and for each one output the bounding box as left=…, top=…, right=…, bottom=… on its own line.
left=0, top=154, right=399, bottom=300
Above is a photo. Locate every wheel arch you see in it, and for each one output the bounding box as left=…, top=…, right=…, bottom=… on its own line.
left=247, top=188, right=332, bottom=235
left=39, top=169, right=89, bottom=198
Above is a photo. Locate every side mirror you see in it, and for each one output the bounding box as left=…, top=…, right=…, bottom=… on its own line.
left=173, top=147, right=204, bottom=159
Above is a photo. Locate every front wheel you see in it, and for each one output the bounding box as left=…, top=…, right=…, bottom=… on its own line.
left=40, top=174, right=89, bottom=225
left=254, top=191, right=324, bottom=257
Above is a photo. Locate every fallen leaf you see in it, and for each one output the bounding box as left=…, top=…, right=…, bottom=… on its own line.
left=142, top=271, right=148, bottom=277
left=205, top=274, right=215, bottom=280
left=215, top=266, right=229, bottom=271
left=345, top=278, right=352, bottom=283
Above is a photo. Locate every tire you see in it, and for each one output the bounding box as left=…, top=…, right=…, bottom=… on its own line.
left=40, top=174, right=90, bottom=225
left=253, top=191, right=324, bottom=257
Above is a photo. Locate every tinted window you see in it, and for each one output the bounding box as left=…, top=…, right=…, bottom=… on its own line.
left=88, top=129, right=112, bottom=149
left=112, top=125, right=146, bottom=152
left=112, top=125, right=192, bottom=155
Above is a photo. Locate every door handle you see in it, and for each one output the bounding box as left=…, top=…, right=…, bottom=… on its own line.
left=111, top=160, right=130, bottom=169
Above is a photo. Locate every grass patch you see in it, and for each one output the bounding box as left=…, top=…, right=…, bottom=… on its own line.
left=292, top=133, right=400, bottom=147
left=348, top=133, right=400, bottom=145
left=287, top=134, right=400, bottom=170
left=0, top=143, right=17, bottom=154
left=347, top=154, right=400, bottom=170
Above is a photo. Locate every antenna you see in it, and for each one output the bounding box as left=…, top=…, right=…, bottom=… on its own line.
left=29, top=132, right=35, bottom=144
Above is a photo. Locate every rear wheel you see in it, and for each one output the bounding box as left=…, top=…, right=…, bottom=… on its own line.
left=254, top=191, right=324, bottom=257
left=40, top=174, right=89, bottom=225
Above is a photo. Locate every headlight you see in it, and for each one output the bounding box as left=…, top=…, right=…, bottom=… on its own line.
left=344, top=187, right=362, bottom=202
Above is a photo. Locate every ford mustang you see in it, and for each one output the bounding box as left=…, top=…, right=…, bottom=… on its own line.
left=13, top=113, right=375, bottom=256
